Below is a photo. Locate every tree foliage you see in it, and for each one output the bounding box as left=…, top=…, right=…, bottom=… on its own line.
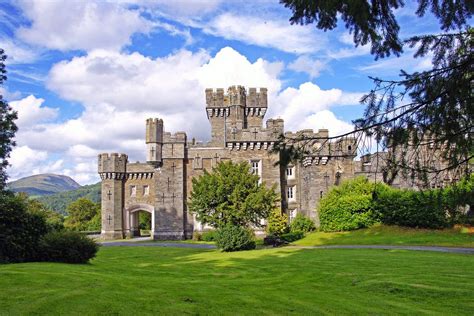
left=280, top=1, right=473, bottom=184
left=64, top=197, right=101, bottom=231
left=189, top=161, right=278, bottom=229
left=266, top=210, right=289, bottom=236
left=17, top=193, right=64, bottom=232
left=0, top=48, right=18, bottom=191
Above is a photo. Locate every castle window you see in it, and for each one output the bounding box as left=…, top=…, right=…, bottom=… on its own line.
left=287, top=186, right=295, bottom=201
left=130, top=185, right=136, bottom=197
left=250, top=160, right=262, bottom=184
left=286, top=166, right=295, bottom=179
left=143, top=185, right=149, bottom=196
left=348, top=145, right=352, bottom=151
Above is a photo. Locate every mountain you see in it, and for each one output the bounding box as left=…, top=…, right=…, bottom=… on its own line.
left=8, top=174, right=81, bottom=196
left=35, top=182, right=101, bottom=215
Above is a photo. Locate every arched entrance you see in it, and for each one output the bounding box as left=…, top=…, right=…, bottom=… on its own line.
left=125, top=204, right=155, bottom=239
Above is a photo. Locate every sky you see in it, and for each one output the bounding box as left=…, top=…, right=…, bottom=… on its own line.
left=0, top=0, right=439, bottom=185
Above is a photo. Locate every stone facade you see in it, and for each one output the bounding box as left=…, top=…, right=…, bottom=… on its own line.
left=99, top=85, right=444, bottom=240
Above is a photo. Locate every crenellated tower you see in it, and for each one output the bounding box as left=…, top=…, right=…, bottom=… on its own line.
left=98, top=153, right=128, bottom=239
left=146, top=118, right=163, bottom=164
left=205, top=86, right=268, bottom=145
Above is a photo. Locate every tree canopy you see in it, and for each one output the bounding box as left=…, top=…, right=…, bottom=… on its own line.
left=188, top=161, right=279, bottom=229
left=64, top=197, right=101, bottom=231
left=0, top=49, right=18, bottom=191
left=280, top=0, right=473, bottom=185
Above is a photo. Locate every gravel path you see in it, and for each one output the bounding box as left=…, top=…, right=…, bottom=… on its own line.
left=100, top=240, right=473, bottom=254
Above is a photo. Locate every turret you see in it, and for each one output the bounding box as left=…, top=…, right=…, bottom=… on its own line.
left=146, top=118, right=163, bottom=164
left=98, top=153, right=128, bottom=240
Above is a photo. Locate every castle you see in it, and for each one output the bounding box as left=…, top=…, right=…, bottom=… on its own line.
left=98, top=86, right=448, bottom=240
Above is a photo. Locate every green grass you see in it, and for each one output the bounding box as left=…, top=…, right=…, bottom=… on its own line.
left=1, top=246, right=473, bottom=315
left=293, top=225, right=474, bottom=247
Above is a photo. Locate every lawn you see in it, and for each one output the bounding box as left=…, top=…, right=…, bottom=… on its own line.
left=293, top=225, right=474, bottom=248
left=1, top=246, right=473, bottom=315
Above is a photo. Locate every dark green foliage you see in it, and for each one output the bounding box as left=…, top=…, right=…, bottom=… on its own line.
left=39, top=231, right=99, bottom=264
left=290, top=214, right=315, bottom=233
left=201, top=230, right=217, bottom=242
left=263, top=234, right=288, bottom=247
left=266, top=210, right=289, bottom=236
left=0, top=192, right=49, bottom=263
left=375, top=188, right=447, bottom=229
left=35, top=182, right=101, bottom=215
left=139, top=212, right=151, bottom=230
left=376, top=174, right=474, bottom=228
left=215, top=224, right=256, bottom=252
left=189, top=161, right=278, bottom=229
left=20, top=193, right=65, bottom=232
left=319, top=177, right=384, bottom=232
left=281, top=231, right=305, bottom=242
left=0, top=49, right=18, bottom=190
left=64, top=197, right=101, bottom=231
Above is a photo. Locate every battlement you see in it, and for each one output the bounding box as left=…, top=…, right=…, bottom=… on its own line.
left=98, top=153, right=128, bottom=173
left=205, top=86, right=268, bottom=108
left=146, top=118, right=163, bottom=144
left=163, top=131, right=187, bottom=143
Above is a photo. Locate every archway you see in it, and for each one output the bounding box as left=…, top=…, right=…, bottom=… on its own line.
left=125, top=204, right=155, bottom=238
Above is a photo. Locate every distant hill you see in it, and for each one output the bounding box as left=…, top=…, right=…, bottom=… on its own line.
left=35, top=182, right=101, bottom=215
left=8, top=174, right=81, bottom=196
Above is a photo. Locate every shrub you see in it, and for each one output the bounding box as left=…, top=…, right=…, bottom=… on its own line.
left=319, top=177, right=384, bottom=232
left=266, top=210, right=289, bottom=236
left=290, top=214, right=315, bottom=233
left=263, top=234, right=288, bottom=247
left=0, top=192, right=49, bottom=263
left=201, top=230, right=217, bottom=241
left=281, top=231, right=305, bottom=242
left=375, top=188, right=448, bottom=229
left=215, top=224, right=256, bottom=252
left=39, top=231, right=99, bottom=264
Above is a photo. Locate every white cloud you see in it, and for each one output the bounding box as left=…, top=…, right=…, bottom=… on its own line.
left=288, top=55, right=326, bottom=78
left=0, top=39, right=38, bottom=64
left=297, top=110, right=354, bottom=137
left=16, top=1, right=152, bottom=51
left=271, top=82, right=361, bottom=131
left=358, top=47, right=433, bottom=74
left=203, top=13, right=326, bottom=54
left=9, top=95, right=58, bottom=128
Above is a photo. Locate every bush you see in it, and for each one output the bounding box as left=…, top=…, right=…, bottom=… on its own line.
left=201, top=230, right=217, bottom=241
left=215, top=224, right=256, bottom=252
left=266, top=210, right=289, bottom=236
left=319, top=177, right=384, bottom=232
left=192, top=232, right=202, bottom=241
left=290, top=214, right=315, bottom=233
left=0, top=192, right=49, bottom=263
left=375, top=188, right=448, bottom=229
left=263, top=234, right=288, bottom=247
left=39, top=231, right=99, bottom=264
left=281, top=231, right=305, bottom=242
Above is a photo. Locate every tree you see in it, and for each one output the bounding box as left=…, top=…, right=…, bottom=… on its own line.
left=16, top=193, right=65, bottom=232
left=64, top=197, right=100, bottom=231
left=280, top=1, right=473, bottom=185
left=0, top=48, right=18, bottom=191
left=188, top=161, right=279, bottom=229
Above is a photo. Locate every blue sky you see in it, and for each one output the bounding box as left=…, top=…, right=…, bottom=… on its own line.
left=0, top=1, right=438, bottom=184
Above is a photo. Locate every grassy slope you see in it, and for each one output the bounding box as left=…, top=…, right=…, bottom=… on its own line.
left=1, top=247, right=473, bottom=315
left=293, top=225, right=474, bottom=248
left=8, top=174, right=81, bottom=196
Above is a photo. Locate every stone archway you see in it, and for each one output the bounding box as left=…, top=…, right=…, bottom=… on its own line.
left=125, top=204, right=155, bottom=239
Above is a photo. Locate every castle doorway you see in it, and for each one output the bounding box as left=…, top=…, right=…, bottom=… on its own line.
left=126, top=204, right=155, bottom=239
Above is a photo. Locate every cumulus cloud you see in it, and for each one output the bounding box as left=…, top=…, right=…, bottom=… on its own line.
left=16, top=1, right=152, bottom=51
left=9, top=95, right=58, bottom=128
left=203, top=13, right=326, bottom=54
left=288, top=55, right=327, bottom=78
left=14, top=47, right=359, bottom=184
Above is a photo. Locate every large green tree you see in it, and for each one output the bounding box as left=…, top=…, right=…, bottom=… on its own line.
left=189, top=161, right=279, bottom=229
left=64, top=197, right=101, bottom=231
left=0, top=49, right=18, bottom=191
left=280, top=0, right=473, bottom=184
